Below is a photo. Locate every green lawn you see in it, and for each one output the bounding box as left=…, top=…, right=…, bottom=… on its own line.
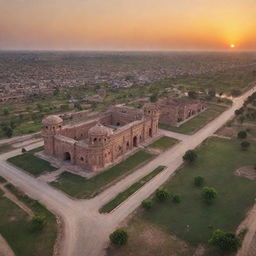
left=7, top=147, right=56, bottom=176
left=0, top=183, right=57, bottom=256
left=159, top=104, right=227, bottom=134
left=100, top=166, right=166, bottom=213
left=51, top=150, right=153, bottom=198
left=141, top=137, right=256, bottom=249
left=148, top=136, right=178, bottom=151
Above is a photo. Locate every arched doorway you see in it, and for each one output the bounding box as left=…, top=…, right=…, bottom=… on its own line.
left=149, top=128, right=152, bottom=137
left=133, top=136, right=138, bottom=147
left=64, top=152, right=71, bottom=162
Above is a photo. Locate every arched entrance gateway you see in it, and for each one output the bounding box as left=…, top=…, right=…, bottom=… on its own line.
left=64, top=152, right=71, bottom=162
left=133, top=136, right=138, bottom=147
left=149, top=128, right=152, bottom=137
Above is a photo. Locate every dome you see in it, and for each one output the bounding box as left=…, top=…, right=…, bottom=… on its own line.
left=42, top=115, right=63, bottom=125
left=88, top=123, right=112, bottom=136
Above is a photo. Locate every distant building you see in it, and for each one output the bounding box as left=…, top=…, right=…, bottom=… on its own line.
left=42, top=104, right=159, bottom=171
left=157, top=98, right=206, bottom=126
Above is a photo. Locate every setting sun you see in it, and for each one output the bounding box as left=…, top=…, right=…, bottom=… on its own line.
left=230, top=44, right=236, bottom=48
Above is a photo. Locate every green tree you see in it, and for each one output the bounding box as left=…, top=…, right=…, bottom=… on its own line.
left=208, top=89, right=216, bottom=98
left=150, top=93, right=158, bottom=103
left=209, top=229, right=240, bottom=252
left=31, top=215, right=46, bottom=231
left=188, top=90, right=198, bottom=99
left=237, top=130, right=247, bottom=139
left=109, top=229, right=128, bottom=246
left=202, top=187, right=217, bottom=203
left=172, top=194, right=181, bottom=203
left=241, top=141, right=250, bottom=151
left=3, top=108, right=9, bottom=115
left=155, top=189, right=170, bottom=202
left=194, top=176, right=204, bottom=187
left=3, top=126, right=13, bottom=138
left=183, top=150, right=197, bottom=163
left=141, top=200, right=153, bottom=210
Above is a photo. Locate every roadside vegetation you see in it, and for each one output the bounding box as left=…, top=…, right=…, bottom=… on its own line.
left=7, top=147, right=56, bottom=176
left=100, top=166, right=165, bottom=213
left=108, top=137, right=256, bottom=255
left=0, top=182, right=57, bottom=256
left=51, top=150, right=153, bottom=198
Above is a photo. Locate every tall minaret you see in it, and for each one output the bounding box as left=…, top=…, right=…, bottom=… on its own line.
left=42, top=115, right=63, bottom=155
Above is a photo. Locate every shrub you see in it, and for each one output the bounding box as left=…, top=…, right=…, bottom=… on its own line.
left=31, top=215, right=46, bottom=231
left=183, top=150, right=197, bottom=163
left=109, top=229, right=128, bottom=246
left=194, top=176, right=204, bottom=187
left=172, top=194, right=181, bottom=203
left=241, top=141, right=250, bottom=151
left=202, top=187, right=217, bottom=203
left=237, top=130, right=247, bottom=139
left=209, top=229, right=240, bottom=252
left=141, top=200, right=153, bottom=210
left=155, top=189, right=170, bottom=202
left=188, top=91, right=198, bottom=99
left=150, top=93, right=158, bottom=103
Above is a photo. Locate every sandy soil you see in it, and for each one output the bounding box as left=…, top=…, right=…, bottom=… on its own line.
left=235, top=166, right=256, bottom=180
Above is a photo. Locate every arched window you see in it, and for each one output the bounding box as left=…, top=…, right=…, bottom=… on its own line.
left=94, top=138, right=97, bottom=142
left=80, top=157, right=84, bottom=161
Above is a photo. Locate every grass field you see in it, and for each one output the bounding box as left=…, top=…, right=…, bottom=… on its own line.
left=141, top=137, right=256, bottom=247
left=148, top=136, right=178, bottom=151
left=7, top=147, right=56, bottom=176
left=51, top=150, right=153, bottom=198
left=0, top=183, right=57, bottom=256
left=159, top=104, right=227, bottom=134
left=100, top=166, right=165, bottom=213
left=109, top=137, right=256, bottom=255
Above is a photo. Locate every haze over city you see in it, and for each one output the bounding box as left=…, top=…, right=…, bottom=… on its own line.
left=0, top=0, right=256, bottom=51
left=1, top=1, right=256, bottom=256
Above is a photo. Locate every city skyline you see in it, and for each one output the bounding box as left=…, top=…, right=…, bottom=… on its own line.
left=0, top=0, right=255, bottom=51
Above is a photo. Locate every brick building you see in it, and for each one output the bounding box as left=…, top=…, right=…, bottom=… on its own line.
left=157, top=98, right=206, bottom=126
left=42, top=104, right=159, bottom=171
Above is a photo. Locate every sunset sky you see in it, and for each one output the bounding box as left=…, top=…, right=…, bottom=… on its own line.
left=0, top=0, right=255, bottom=51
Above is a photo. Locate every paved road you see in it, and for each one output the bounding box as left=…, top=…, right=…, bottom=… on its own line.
left=0, top=86, right=255, bottom=256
